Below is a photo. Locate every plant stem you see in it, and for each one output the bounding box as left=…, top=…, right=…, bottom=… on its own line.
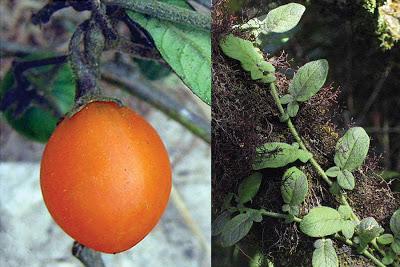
left=334, top=235, right=386, bottom=267
left=269, top=83, right=359, bottom=222
left=103, top=0, right=211, bottom=30
left=371, top=239, right=386, bottom=257
left=260, top=209, right=302, bottom=223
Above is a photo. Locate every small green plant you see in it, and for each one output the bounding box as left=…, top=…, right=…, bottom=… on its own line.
left=214, top=3, right=400, bottom=267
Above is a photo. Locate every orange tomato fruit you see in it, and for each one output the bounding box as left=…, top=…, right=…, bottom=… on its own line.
left=40, top=101, right=172, bottom=253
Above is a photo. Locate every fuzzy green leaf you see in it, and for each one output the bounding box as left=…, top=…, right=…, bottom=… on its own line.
left=377, top=234, right=394, bottom=245
left=325, top=166, right=341, bottom=178
left=312, top=239, right=339, bottom=267
left=281, top=167, right=308, bottom=208
left=238, top=172, right=262, bottom=204
left=253, top=142, right=312, bottom=169
left=329, top=182, right=342, bottom=195
left=337, top=170, right=355, bottom=190
left=382, top=255, right=394, bottom=265
left=300, top=206, right=343, bottom=237
left=282, top=204, right=300, bottom=216
left=338, top=205, right=352, bottom=220
left=128, top=1, right=211, bottom=105
left=334, top=127, right=370, bottom=171
left=242, top=3, right=305, bottom=35
left=287, top=101, right=299, bottom=117
left=280, top=94, right=294, bottom=104
left=341, top=220, right=356, bottom=239
left=220, top=34, right=275, bottom=83
left=390, top=209, right=400, bottom=237
left=391, top=238, right=400, bottom=255
left=220, top=213, right=253, bottom=247
left=247, top=209, right=263, bottom=222
left=212, top=211, right=231, bottom=236
left=288, top=59, right=329, bottom=102
left=356, top=217, right=384, bottom=246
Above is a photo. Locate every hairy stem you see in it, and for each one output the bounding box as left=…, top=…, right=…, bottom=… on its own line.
left=103, top=0, right=211, bottom=30
left=334, top=235, right=386, bottom=267
left=269, top=83, right=359, bottom=222
left=260, top=209, right=302, bottom=223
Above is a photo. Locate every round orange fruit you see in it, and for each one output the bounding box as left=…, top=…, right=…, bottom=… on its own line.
left=40, top=101, right=172, bottom=253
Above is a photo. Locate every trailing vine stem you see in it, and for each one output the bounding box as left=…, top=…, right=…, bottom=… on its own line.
left=334, top=235, right=386, bottom=267
left=103, top=0, right=211, bottom=30
left=259, top=209, right=302, bottom=222
left=269, top=83, right=360, bottom=222
left=258, top=208, right=386, bottom=266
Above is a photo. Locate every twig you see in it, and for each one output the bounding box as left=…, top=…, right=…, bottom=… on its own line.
left=101, top=62, right=211, bottom=143
left=72, top=242, right=105, bottom=267
left=102, top=0, right=211, bottom=30
left=0, top=38, right=45, bottom=57
left=31, top=0, right=69, bottom=25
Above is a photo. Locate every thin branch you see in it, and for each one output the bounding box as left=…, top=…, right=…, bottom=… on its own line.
left=31, top=0, right=69, bottom=25
left=103, top=0, right=211, bottom=30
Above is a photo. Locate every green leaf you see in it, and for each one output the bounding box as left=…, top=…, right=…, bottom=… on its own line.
left=329, top=182, right=342, bottom=195
left=282, top=204, right=300, bottom=216
left=0, top=53, right=75, bottom=143
left=134, top=58, right=171, bottom=80
left=238, top=172, right=262, bottom=204
left=341, top=220, right=356, bottom=239
left=287, top=101, right=299, bottom=117
left=247, top=209, right=263, bottom=222
left=382, top=255, right=394, bottom=265
left=325, top=166, right=341, bottom=178
left=280, top=94, right=294, bottom=104
left=220, top=213, right=253, bottom=247
left=281, top=167, right=308, bottom=208
left=377, top=234, right=394, bottom=245
left=242, top=3, right=306, bottom=35
left=288, top=59, right=329, bottom=102
left=356, top=217, right=384, bottom=246
left=300, top=206, right=343, bottom=237
left=334, top=127, right=370, bottom=171
left=128, top=1, right=211, bottom=105
left=219, top=34, right=275, bottom=82
left=338, top=205, right=352, bottom=220
left=391, top=238, right=400, bottom=255
left=212, top=211, right=231, bottom=236
left=253, top=142, right=312, bottom=169
left=337, top=170, right=355, bottom=190
left=312, top=239, right=339, bottom=267
left=390, top=209, right=400, bottom=237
